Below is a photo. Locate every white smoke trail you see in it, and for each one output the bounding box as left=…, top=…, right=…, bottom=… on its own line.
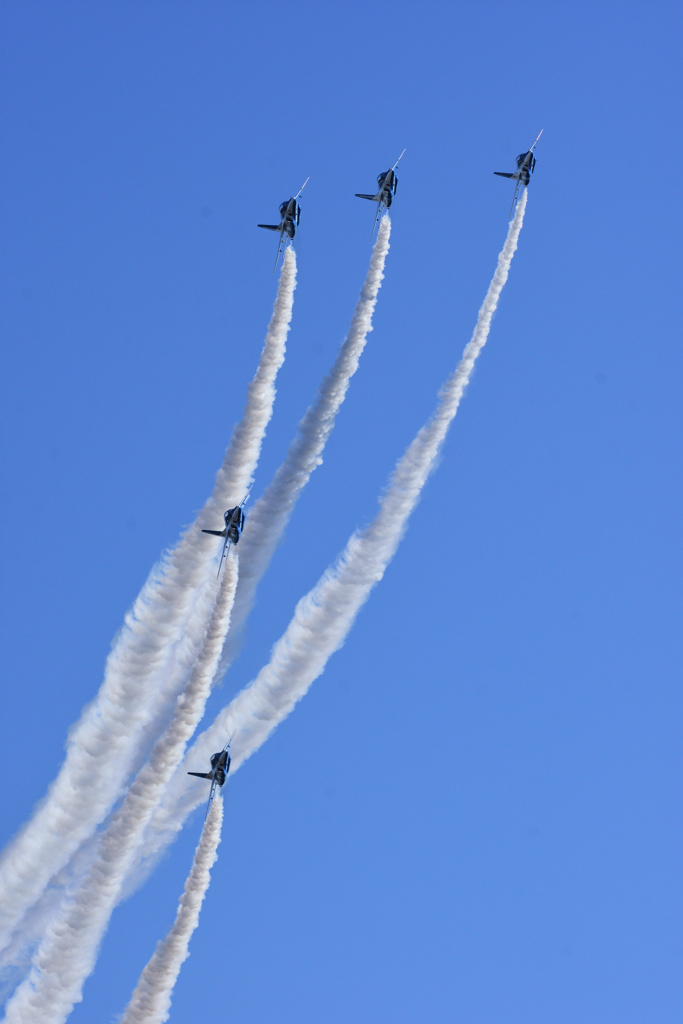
left=2, top=207, right=387, bottom=979
left=0, top=249, right=296, bottom=959
left=2, top=556, right=238, bottom=1024
left=119, top=795, right=223, bottom=1024
left=220, top=216, right=391, bottom=669
left=135, top=194, right=528, bottom=876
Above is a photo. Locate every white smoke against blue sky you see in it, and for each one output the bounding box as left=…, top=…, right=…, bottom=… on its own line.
left=1, top=4, right=681, bottom=1022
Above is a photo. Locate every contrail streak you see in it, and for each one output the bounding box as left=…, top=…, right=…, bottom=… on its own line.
left=219, top=216, right=391, bottom=670
left=119, top=795, right=224, bottom=1024
left=134, top=194, right=528, bottom=878
left=0, top=249, right=296, bottom=960
left=2, top=216, right=389, bottom=993
left=2, top=556, right=238, bottom=1024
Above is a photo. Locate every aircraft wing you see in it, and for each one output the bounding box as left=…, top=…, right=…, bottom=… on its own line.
left=205, top=775, right=219, bottom=820
left=258, top=224, right=282, bottom=231
left=493, top=172, right=515, bottom=179
left=370, top=195, right=384, bottom=241
left=273, top=225, right=288, bottom=273
left=355, top=193, right=379, bottom=201
left=509, top=179, right=523, bottom=220
left=216, top=534, right=232, bottom=577
left=202, top=529, right=226, bottom=537
left=293, top=176, right=310, bottom=200
left=529, top=129, right=543, bottom=152
left=393, top=148, right=406, bottom=170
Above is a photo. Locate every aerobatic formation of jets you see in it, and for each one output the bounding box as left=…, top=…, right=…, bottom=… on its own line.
left=207, top=136, right=546, bottom=577
left=0, top=134, right=546, bottom=1024
left=257, top=135, right=542, bottom=269
left=188, top=736, right=234, bottom=818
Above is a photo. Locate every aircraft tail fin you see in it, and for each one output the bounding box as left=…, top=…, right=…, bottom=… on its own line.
left=202, top=529, right=226, bottom=537
left=493, top=172, right=515, bottom=178
left=355, top=193, right=377, bottom=201
left=258, top=224, right=281, bottom=231
left=187, top=771, right=212, bottom=780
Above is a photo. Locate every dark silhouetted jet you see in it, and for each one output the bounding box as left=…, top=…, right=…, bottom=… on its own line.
left=494, top=131, right=543, bottom=217
left=356, top=150, right=405, bottom=240
left=188, top=737, right=233, bottom=819
left=202, top=489, right=251, bottom=576
left=258, top=178, right=309, bottom=272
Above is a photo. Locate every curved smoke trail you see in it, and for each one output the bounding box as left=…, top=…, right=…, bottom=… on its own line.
left=219, top=215, right=391, bottom=670
left=119, top=795, right=224, bottom=1024
left=0, top=249, right=296, bottom=960
left=2, top=556, right=238, bottom=1024
left=133, top=194, right=528, bottom=879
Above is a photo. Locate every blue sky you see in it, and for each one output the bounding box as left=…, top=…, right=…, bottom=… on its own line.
left=1, top=2, right=682, bottom=1022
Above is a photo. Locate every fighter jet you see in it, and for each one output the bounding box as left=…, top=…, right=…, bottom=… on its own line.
left=202, top=488, right=251, bottom=577
left=494, top=131, right=543, bottom=218
left=258, top=178, right=309, bottom=272
left=187, top=737, right=233, bottom=819
left=355, top=150, right=405, bottom=240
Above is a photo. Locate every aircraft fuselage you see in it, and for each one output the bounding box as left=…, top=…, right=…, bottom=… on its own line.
left=277, top=198, right=301, bottom=239
left=224, top=505, right=245, bottom=545
left=209, top=749, right=230, bottom=787
left=376, top=168, right=398, bottom=207
left=514, top=151, right=536, bottom=187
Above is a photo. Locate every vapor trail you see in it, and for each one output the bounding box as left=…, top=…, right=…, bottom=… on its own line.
left=119, top=795, right=223, bottom=1024
left=220, top=216, right=391, bottom=669
left=0, top=249, right=296, bottom=959
left=136, top=194, right=528, bottom=874
left=2, top=555, right=238, bottom=1024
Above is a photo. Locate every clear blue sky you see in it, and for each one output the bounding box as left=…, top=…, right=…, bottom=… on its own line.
left=1, top=3, right=682, bottom=1022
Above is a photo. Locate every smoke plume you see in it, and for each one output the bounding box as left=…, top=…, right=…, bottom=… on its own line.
left=220, top=216, right=391, bottom=669
left=134, top=194, right=528, bottom=877
left=2, top=553, right=238, bottom=1024
left=120, top=795, right=224, bottom=1024
left=0, top=248, right=295, bottom=959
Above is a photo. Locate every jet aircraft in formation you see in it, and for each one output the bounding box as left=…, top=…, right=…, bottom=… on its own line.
left=188, top=737, right=233, bottom=819
left=202, top=488, right=251, bottom=577
left=494, top=130, right=543, bottom=218
left=258, top=178, right=309, bottom=272
left=193, top=135, right=545, bottom=815
left=355, top=149, right=406, bottom=240
left=257, top=136, right=542, bottom=265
